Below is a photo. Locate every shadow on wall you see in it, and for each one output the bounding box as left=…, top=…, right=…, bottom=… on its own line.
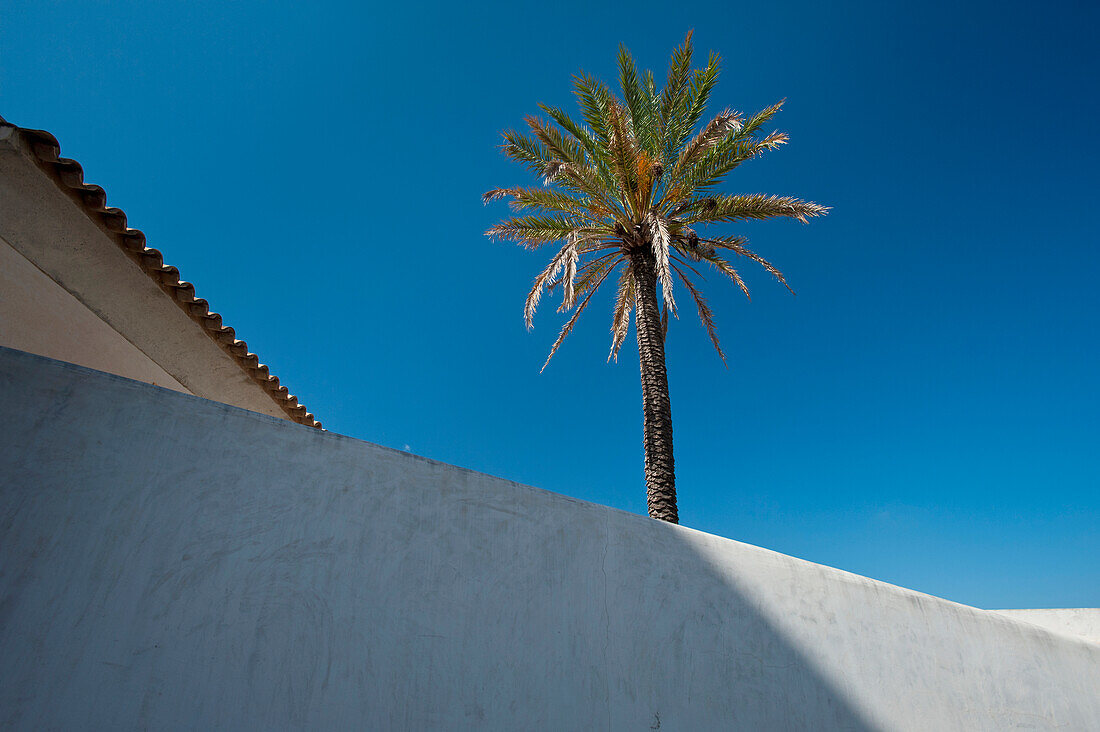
left=3, top=346, right=1087, bottom=729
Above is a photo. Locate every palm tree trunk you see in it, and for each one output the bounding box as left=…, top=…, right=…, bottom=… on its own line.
left=629, top=249, right=678, bottom=523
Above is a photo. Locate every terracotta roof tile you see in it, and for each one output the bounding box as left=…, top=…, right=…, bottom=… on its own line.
left=1, top=116, right=321, bottom=429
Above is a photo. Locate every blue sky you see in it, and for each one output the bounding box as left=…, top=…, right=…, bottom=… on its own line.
left=3, top=0, right=1097, bottom=609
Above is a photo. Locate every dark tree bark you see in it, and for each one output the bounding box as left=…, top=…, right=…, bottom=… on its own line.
left=629, top=249, right=678, bottom=523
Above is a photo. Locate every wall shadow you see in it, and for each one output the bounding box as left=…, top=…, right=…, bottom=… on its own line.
left=5, top=347, right=1097, bottom=729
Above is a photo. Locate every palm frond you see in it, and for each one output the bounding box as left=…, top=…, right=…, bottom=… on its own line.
left=671, top=51, right=721, bottom=151
left=490, top=37, right=827, bottom=375
left=482, top=186, right=591, bottom=217
left=500, top=129, right=564, bottom=180
left=685, top=193, right=828, bottom=224
left=525, top=114, right=588, bottom=169
left=607, top=100, right=641, bottom=213
left=524, top=239, right=578, bottom=328
left=487, top=214, right=587, bottom=249
left=663, top=130, right=788, bottom=203
left=661, top=31, right=694, bottom=123
left=558, top=237, right=581, bottom=311
left=673, top=108, right=742, bottom=176
left=619, top=45, right=660, bottom=157
left=573, top=72, right=616, bottom=147
left=618, top=44, right=643, bottom=130
left=673, top=264, right=726, bottom=364
left=522, top=115, right=629, bottom=216
left=697, top=247, right=751, bottom=300
left=670, top=252, right=707, bottom=280
left=608, top=263, right=635, bottom=362
left=573, top=251, right=623, bottom=297
left=550, top=249, right=619, bottom=291
left=541, top=256, right=620, bottom=371
left=707, top=235, right=794, bottom=294
left=645, top=212, right=677, bottom=316
left=539, top=103, right=618, bottom=189
left=737, top=99, right=785, bottom=140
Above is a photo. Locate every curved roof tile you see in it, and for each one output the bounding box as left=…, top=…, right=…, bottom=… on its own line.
left=1, top=116, right=321, bottom=429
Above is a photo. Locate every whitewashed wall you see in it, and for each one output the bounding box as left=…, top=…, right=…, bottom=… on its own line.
left=1, top=346, right=1097, bottom=730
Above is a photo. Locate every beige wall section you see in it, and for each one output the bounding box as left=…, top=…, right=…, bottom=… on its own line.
left=0, top=236, right=189, bottom=393
left=0, top=127, right=289, bottom=420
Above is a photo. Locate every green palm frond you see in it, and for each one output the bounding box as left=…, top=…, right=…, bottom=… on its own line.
left=685, top=193, right=829, bottom=224
left=672, top=51, right=721, bottom=151
left=672, top=108, right=742, bottom=179
left=606, top=100, right=640, bottom=212
left=618, top=45, right=661, bottom=157
left=488, top=35, right=826, bottom=368
left=482, top=187, right=590, bottom=217
left=503, top=126, right=620, bottom=216
left=663, top=130, right=788, bottom=203
left=500, top=129, right=556, bottom=177
left=660, top=32, right=695, bottom=165
left=486, top=214, right=588, bottom=248
left=572, top=72, right=616, bottom=147
left=525, top=115, right=589, bottom=170
left=661, top=32, right=694, bottom=116
left=737, top=99, right=786, bottom=140
left=538, top=104, right=618, bottom=190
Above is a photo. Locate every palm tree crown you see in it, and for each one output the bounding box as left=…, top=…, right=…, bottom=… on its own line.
left=486, top=32, right=827, bottom=523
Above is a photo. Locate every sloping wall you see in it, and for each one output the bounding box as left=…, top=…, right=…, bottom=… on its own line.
left=0, top=123, right=314, bottom=425
left=995, top=609, right=1100, bottom=646
left=0, top=235, right=189, bottom=393
left=1, top=346, right=1097, bottom=731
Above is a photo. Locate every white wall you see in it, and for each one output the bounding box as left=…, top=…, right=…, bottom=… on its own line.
left=995, top=609, right=1100, bottom=646
left=1, top=346, right=1097, bottom=731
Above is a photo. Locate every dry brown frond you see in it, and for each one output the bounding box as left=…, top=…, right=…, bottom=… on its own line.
left=670, top=253, right=706, bottom=281
left=558, top=236, right=581, bottom=311
left=541, top=262, right=617, bottom=372
left=674, top=264, right=726, bottom=364
left=755, top=130, right=789, bottom=153
left=676, top=108, right=742, bottom=171
left=645, top=212, right=677, bottom=316
left=482, top=188, right=515, bottom=204
left=525, top=242, right=577, bottom=328
left=710, top=237, right=794, bottom=294
left=704, top=251, right=751, bottom=300
left=543, top=160, right=568, bottom=183
left=608, top=264, right=635, bottom=362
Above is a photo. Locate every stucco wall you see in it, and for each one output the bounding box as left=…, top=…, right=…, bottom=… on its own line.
left=1, top=346, right=1097, bottom=731
left=994, top=609, right=1100, bottom=646
left=0, top=236, right=189, bottom=393
left=0, top=125, right=291, bottom=420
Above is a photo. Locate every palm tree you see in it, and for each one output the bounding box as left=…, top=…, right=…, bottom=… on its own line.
left=485, top=33, right=827, bottom=524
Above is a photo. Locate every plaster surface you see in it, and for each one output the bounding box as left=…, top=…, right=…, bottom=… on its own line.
left=0, top=126, right=289, bottom=419
left=1, top=346, right=1098, bottom=730
left=0, top=235, right=189, bottom=393
left=994, top=609, right=1100, bottom=646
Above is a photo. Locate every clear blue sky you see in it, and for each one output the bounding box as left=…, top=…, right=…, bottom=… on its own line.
left=4, top=0, right=1097, bottom=609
